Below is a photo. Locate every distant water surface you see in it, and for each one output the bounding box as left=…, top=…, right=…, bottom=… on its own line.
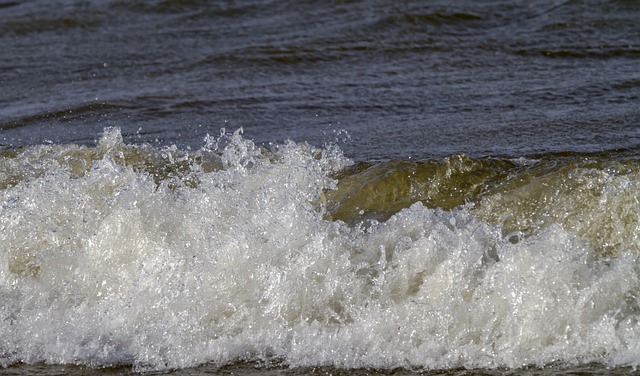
left=1, top=0, right=638, bottom=159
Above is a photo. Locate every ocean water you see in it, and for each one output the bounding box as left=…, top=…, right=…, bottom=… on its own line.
left=1, top=0, right=640, bottom=375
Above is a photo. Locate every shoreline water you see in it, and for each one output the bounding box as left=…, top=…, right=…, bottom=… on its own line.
left=3, top=362, right=639, bottom=376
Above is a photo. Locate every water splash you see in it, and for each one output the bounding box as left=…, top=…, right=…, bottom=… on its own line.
left=1, top=129, right=640, bottom=371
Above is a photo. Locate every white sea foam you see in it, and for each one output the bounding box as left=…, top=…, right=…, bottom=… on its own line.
left=1, top=128, right=640, bottom=371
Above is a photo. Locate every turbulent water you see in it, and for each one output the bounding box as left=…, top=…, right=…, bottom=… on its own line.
left=2, top=128, right=640, bottom=374
left=1, top=0, right=640, bottom=374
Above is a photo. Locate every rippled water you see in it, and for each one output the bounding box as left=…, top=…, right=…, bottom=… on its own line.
left=1, top=1, right=640, bottom=375
left=2, top=0, right=639, bottom=158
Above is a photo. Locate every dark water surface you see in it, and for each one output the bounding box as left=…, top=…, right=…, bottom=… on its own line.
left=1, top=0, right=639, bottom=159
left=2, top=362, right=640, bottom=376
left=2, top=1, right=640, bottom=375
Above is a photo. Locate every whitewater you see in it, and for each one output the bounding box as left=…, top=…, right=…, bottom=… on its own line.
left=2, top=128, right=640, bottom=372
